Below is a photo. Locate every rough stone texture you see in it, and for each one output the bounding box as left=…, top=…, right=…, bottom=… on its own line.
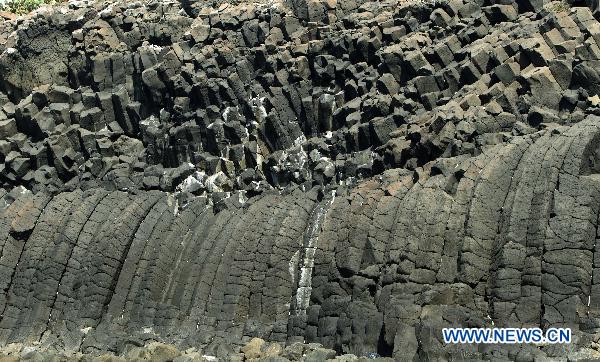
left=1, top=0, right=600, bottom=360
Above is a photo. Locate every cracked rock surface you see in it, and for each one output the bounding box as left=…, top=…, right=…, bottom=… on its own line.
left=1, top=0, right=600, bottom=360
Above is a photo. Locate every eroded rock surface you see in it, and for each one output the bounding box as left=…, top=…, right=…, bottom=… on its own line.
left=1, top=0, right=600, bottom=360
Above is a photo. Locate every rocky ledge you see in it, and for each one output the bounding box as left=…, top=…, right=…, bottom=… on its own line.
left=0, top=338, right=400, bottom=361
left=1, top=0, right=600, bottom=361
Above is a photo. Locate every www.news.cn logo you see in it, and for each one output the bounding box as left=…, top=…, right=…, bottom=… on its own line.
left=443, top=328, right=571, bottom=344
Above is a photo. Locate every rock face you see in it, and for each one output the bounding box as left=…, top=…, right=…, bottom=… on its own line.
left=1, top=0, right=600, bottom=360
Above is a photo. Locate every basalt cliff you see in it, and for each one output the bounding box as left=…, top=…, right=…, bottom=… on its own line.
left=1, top=0, right=600, bottom=360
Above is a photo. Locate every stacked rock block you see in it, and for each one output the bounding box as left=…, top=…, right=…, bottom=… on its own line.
left=1, top=0, right=600, bottom=360
left=0, top=0, right=597, bottom=200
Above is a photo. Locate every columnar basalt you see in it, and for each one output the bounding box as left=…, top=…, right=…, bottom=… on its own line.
left=1, top=0, right=600, bottom=360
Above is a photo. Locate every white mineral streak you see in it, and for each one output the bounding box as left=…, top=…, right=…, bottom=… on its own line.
left=278, top=135, right=309, bottom=178
left=237, top=190, right=247, bottom=205
left=293, top=190, right=336, bottom=315
left=590, top=237, right=596, bottom=307
left=289, top=250, right=300, bottom=286
left=142, top=327, right=154, bottom=334
left=222, top=106, right=231, bottom=121
left=166, top=193, right=179, bottom=216
left=250, top=96, right=267, bottom=123
left=176, top=171, right=205, bottom=192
